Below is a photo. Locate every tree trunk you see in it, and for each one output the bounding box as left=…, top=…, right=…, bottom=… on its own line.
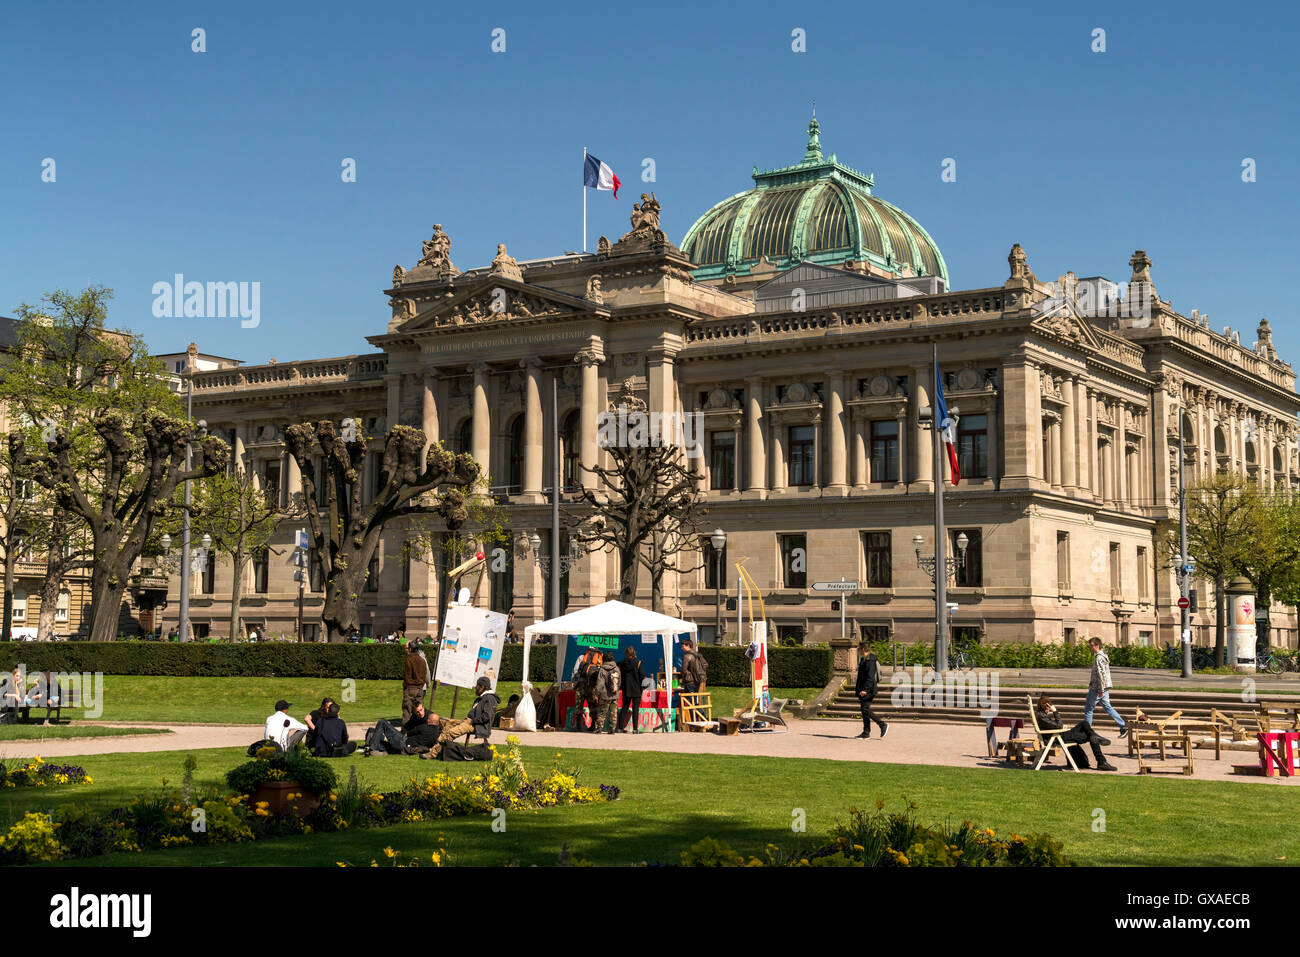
left=1, top=547, right=14, bottom=642
left=618, top=545, right=640, bottom=604
left=87, top=560, right=132, bottom=643
left=228, top=546, right=246, bottom=641
left=1214, top=573, right=1227, bottom=667
left=322, top=561, right=367, bottom=641
left=36, top=566, right=61, bottom=641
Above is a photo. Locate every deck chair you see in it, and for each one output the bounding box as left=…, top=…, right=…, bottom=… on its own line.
left=738, top=697, right=788, bottom=730
left=1025, top=695, right=1079, bottom=771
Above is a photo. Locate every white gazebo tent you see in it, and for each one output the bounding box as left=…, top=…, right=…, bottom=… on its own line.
left=521, top=600, right=698, bottom=699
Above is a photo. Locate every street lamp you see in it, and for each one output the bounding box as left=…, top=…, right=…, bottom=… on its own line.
left=177, top=417, right=207, bottom=643
left=914, top=532, right=969, bottom=668
left=710, top=528, right=727, bottom=643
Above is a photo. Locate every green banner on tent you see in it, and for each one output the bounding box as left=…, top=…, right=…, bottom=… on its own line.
left=574, top=634, right=621, bottom=650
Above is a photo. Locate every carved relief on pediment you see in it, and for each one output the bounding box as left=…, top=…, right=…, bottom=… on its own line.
left=434, top=289, right=567, bottom=327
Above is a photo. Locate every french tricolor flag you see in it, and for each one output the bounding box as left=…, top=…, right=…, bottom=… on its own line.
left=583, top=152, right=620, bottom=199
left=935, top=367, right=960, bottom=485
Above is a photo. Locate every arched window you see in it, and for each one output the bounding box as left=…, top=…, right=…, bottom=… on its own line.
left=562, top=410, right=581, bottom=491
left=506, top=415, right=525, bottom=494
left=454, top=419, right=473, bottom=457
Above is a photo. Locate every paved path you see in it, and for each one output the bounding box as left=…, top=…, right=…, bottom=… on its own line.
left=900, top=666, right=1300, bottom=693
left=4, top=718, right=1296, bottom=786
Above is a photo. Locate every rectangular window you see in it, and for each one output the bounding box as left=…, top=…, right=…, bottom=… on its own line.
left=202, top=550, right=216, bottom=595
left=193, top=622, right=210, bottom=639
left=709, top=431, right=735, bottom=491
left=1137, top=546, right=1148, bottom=601
left=302, top=623, right=319, bottom=642
left=401, top=549, right=412, bottom=592
left=859, top=625, right=890, bottom=644
left=788, top=425, right=816, bottom=486
left=1138, top=630, right=1154, bottom=647
left=779, top=534, right=807, bottom=589
left=958, top=414, right=988, bottom=479
left=862, top=531, right=892, bottom=588
left=253, top=548, right=269, bottom=594
left=1064, top=627, right=1077, bottom=646
left=953, top=528, right=982, bottom=588
left=1056, top=531, right=1070, bottom=589
left=702, top=536, right=728, bottom=590
left=264, top=460, right=281, bottom=508
left=870, top=420, right=899, bottom=482
left=309, top=547, right=323, bottom=592
left=366, top=555, right=380, bottom=592
left=1109, top=542, right=1121, bottom=595
left=55, top=591, right=70, bottom=623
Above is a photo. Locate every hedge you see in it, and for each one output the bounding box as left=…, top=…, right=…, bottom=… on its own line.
left=864, top=640, right=1168, bottom=669
left=0, top=641, right=833, bottom=686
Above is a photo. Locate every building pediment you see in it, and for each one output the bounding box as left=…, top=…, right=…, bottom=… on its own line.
left=1030, top=298, right=1102, bottom=351
left=391, top=277, right=605, bottom=333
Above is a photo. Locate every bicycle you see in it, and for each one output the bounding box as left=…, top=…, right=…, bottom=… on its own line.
left=1257, top=651, right=1285, bottom=676
left=946, top=648, right=973, bottom=671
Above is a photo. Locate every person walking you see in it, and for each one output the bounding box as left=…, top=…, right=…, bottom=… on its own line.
left=1084, top=637, right=1128, bottom=737
left=854, top=645, right=888, bottom=739
left=402, top=639, right=429, bottom=723
left=681, top=640, right=708, bottom=694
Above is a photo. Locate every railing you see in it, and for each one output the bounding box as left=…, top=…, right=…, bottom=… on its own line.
left=191, top=355, right=389, bottom=392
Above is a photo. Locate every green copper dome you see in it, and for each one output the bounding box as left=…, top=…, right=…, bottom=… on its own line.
left=681, top=117, right=948, bottom=284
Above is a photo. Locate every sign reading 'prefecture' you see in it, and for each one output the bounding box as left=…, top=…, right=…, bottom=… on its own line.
left=811, top=581, right=859, bottom=592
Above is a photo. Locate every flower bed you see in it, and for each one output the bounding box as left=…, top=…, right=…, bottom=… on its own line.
left=680, top=800, right=1074, bottom=867
left=0, top=757, right=92, bottom=789
left=0, top=738, right=618, bottom=866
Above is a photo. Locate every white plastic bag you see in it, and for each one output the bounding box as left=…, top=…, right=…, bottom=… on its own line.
left=514, top=680, right=537, bottom=732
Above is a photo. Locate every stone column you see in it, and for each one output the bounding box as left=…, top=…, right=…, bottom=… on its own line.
left=385, top=374, right=402, bottom=432
left=421, top=371, right=440, bottom=445
left=826, top=373, right=848, bottom=493
left=1116, top=403, right=1128, bottom=506
left=852, top=415, right=868, bottom=488
left=896, top=406, right=908, bottom=485
left=1050, top=418, right=1063, bottom=487
left=1061, top=375, right=1077, bottom=491
left=286, top=452, right=302, bottom=501
left=1074, top=379, right=1090, bottom=494
left=770, top=415, right=787, bottom=491
left=233, top=424, right=247, bottom=475
left=732, top=417, right=742, bottom=493
left=469, top=363, right=492, bottom=480
left=812, top=412, right=823, bottom=488
left=745, top=377, right=767, bottom=495
left=521, top=358, right=544, bottom=497
left=1000, top=356, right=1041, bottom=488
left=576, top=350, right=602, bottom=491
left=913, top=366, right=933, bottom=491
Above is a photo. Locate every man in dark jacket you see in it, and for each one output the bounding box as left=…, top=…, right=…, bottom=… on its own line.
left=855, top=645, right=889, bottom=739
left=681, top=641, right=708, bottom=693
left=404, top=710, right=444, bottom=749
left=617, top=647, right=646, bottom=732
left=312, top=701, right=356, bottom=756
left=426, top=677, right=498, bottom=757
left=402, top=640, right=429, bottom=722
left=1035, top=695, right=1115, bottom=770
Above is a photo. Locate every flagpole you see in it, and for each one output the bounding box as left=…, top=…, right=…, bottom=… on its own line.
left=933, top=340, right=948, bottom=673
left=583, top=147, right=588, bottom=253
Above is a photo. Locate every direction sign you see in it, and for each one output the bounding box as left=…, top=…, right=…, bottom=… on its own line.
left=812, top=581, right=859, bottom=592
left=1177, top=596, right=1190, bottom=609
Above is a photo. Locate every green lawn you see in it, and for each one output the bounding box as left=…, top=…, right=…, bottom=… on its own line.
left=0, top=725, right=173, bottom=742
left=4, top=744, right=1297, bottom=867
left=55, top=676, right=822, bottom=726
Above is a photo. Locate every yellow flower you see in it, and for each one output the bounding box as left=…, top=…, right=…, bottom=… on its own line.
left=383, top=846, right=397, bottom=858
left=336, top=862, right=348, bottom=867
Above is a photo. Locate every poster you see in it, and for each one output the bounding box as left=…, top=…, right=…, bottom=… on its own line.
left=748, top=619, right=770, bottom=711
left=434, top=605, right=508, bottom=692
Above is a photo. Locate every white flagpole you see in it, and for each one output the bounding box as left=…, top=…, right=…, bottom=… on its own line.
left=583, top=147, right=588, bottom=253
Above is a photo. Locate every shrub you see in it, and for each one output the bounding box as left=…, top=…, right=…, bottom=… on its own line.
left=0, top=642, right=405, bottom=679
left=226, top=748, right=338, bottom=798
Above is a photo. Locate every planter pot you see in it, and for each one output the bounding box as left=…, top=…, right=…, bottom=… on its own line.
left=250, top=780, right=320, bottom=816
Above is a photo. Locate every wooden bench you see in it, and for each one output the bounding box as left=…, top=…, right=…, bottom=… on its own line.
left=678, top=692, right=712, bottom=733
left=1132, top=727, right=1194, bottom=774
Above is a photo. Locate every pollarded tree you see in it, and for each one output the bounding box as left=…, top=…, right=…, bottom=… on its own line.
left=284, top=420, right=479, bottom=642
left=4, top=287, right=227, bottom=642
left=576, top=397, right=707, bottom=606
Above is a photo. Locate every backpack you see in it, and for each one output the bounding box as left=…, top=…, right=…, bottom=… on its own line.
left=363, top=725, right=391, bottom=755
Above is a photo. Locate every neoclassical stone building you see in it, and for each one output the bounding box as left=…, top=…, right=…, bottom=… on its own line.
left=168, top=121, right=1300, bottom=648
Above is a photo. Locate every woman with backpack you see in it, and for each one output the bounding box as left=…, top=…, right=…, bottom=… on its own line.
left=617, top=647, right=646, bottom=732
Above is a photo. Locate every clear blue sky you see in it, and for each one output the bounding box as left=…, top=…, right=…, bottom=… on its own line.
left=2, top=0, right=1297, bottom=367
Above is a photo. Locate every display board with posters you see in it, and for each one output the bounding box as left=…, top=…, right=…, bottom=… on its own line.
left=434, top=605, right=508, bottom=692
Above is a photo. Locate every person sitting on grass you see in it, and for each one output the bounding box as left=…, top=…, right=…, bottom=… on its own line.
left=403, top=710, right=444, bottom=750
left=423, top=677, right=498, bottom=758
left=403, top=702, right=429, bottom=734
left=1034, top=694, right=1117, bottom=771
left=264, top=699, right=308, bottom=751
left=312, top=701, right=357, bottom=757
left=304, top=697, right=336, bottom=750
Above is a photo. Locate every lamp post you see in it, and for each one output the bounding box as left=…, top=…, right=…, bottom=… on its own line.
left=1178, top=411, right=1193, bottom=679
left=913, top=531, right=968, bottom=668
left=710, top=528, right=727, bottom=643
left=177, top=410, right=206, bottom=643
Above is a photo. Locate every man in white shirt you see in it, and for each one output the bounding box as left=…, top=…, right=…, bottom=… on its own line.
left=264, top=699, right=308, bottom=750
